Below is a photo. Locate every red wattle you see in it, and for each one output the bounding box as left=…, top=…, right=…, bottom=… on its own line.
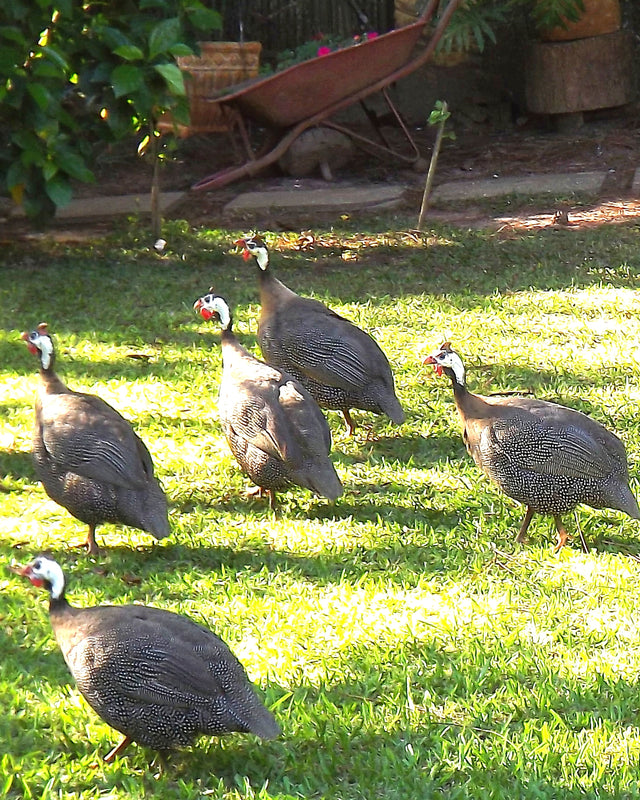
left=200, top=308, right=214, bottom=321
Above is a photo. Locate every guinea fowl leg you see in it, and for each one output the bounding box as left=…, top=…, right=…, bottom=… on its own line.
left=71, top=525, right=100, bottom=556
left=245, top=486, right=277, bottom=510
left=103, top=735, right=132, bottom=763
left=552, top=515, right=569, bottom=552
left=343, top=409, right=356, bottom=437
left=85, top=525, right=100, bottom=556
left=515, top=507, right=535, bottom=544
left=573, top=511, right=589, bottom=554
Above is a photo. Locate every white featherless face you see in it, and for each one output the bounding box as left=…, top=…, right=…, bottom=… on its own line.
left=447, top=351, right=466, bottom=385
left=255, top=247, right=269, bottom=271
left=432, top=347, right=466, bottom=385
left=200, top=294, right=231, bottom=329
left=25, top=556, right=65, bottom=600
left=28, top=331, right=54, bottom=370
left=247, top=241, right=269, bottom=271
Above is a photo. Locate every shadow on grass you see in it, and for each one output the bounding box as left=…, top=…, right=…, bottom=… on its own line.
left=0, top=449, right=36, bottom=483
left=43, top=634, right=640, bottom=798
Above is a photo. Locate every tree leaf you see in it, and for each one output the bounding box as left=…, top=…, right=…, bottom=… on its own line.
left=55, top=148, right=94, bottom=182
left=187, top=6, right=223, bottom=33
left=27, top=82, right=51, bottom=110
left=114, top=44, right=144, bottom=61
left=148, top=18, right=180, bottom=60
left=154, top=62, right=185, bottom=95
left=111, top=64, right=144, bottom=98
left=45, top=176, right=73, bottom=208
left=6, top=160, right=27, bottom=191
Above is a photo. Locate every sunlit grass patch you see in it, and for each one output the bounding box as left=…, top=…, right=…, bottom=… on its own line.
left=3, top=218, right=640, bottom=797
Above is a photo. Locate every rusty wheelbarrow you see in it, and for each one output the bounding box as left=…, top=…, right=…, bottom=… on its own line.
left=172, top=0, right=461, bottom=192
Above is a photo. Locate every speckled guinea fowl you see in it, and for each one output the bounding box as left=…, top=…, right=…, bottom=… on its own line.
left=425, top=342, right=640, bottom=550
left=22, top=323, right=170, bottom=555
left=194, top=292, right=342, bottom=508
left=237, top=235, right=405, bottom=435
left=15, top=555, right=279, bottom=761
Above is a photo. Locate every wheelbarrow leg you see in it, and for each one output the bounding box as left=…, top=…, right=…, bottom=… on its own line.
left=323, top=86, right=423, bottom=168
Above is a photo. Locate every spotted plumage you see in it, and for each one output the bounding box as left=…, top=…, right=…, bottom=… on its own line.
left=22, top=323, right=170, bottom=555
left=194, top=293, right=342, bottom=508
left=16, top=556, right=280, bottom=761
left=425, top=342, right=640, bottom=550
left=237, top=235, right=405, bottom=435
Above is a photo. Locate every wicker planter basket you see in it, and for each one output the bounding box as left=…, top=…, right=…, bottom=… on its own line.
left=178, top=41, right=262, bottom=95
left=160, top=41, right=262, bottom=135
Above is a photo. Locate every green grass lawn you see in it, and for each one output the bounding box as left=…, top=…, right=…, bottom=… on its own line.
left=2, top=212, right=640, bottom=798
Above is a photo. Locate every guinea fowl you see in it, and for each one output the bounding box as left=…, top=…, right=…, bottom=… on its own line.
left=193, top=292, right=342, bottom=508
left=22, top=323, right=170, bottom=555
left=236, top=234, right=405, bottom=435
left=425, top=342, right=640, bottom=550
left=15, top=555, right=280, bottom=761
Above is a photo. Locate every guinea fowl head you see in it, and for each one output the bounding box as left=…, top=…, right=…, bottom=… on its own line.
left=194, top=292, right=232, bottom=331
left=236, top=235, right=269, bottom=271
left=424, top=342, right=466, bottom=387
left=15, top=555, right=66, bottom=601
left=21, top=323, right=55, bottom=370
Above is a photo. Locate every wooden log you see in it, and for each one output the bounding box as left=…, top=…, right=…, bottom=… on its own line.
left=525, top=30, right=634, bottom=115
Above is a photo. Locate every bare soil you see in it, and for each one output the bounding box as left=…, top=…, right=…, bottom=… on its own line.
left=11, top=103, right=640, bottom=237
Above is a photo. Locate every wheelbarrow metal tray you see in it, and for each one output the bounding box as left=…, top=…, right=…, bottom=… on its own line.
left=220, top=21, right=429, bottom=129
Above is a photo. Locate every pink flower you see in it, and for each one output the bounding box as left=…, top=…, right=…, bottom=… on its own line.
left=365, top=31, right=379, bottom=40
left=317, top=45, right=332, bottom=56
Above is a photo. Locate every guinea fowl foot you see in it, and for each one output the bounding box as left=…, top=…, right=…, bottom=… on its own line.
left=515, top=507, right=535, bottom=545
left=103, top=735, right=132, bottom=763
left=245, top=486, right=278, bottom=511
left=342, top=409, right=356, bottom=437
left=553, top=515, right=569, bottom=552
left=72, top=527, right=100, bottom=556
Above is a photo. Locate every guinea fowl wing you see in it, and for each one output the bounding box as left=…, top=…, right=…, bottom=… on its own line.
left=265, top=306, right=382, bottom=390
left=482, top=414, right=621, bottom=480
left=221, top=374, right=305, bottom=468
left=278, top=378, right=332, bottom=455
left=40, top=393, right=154, bottom=488
left=64, top=608, right=257, bottom=706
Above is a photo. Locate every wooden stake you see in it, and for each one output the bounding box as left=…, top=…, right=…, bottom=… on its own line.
left=417, top=101, right=448, bottom=231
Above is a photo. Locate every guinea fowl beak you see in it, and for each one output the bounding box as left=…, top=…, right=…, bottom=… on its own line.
left=10, top=561, right=45, bottom=587
left=194, top=298, right=216, bottom=322
left=21, top=331, right=39, bottom=355
left=423, top=354, right=443, bottom=377
left=234, top=238, right=252, bottom=260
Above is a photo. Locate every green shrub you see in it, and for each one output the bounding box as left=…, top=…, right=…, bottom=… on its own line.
left=0, top=0, right=221, bottom=225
